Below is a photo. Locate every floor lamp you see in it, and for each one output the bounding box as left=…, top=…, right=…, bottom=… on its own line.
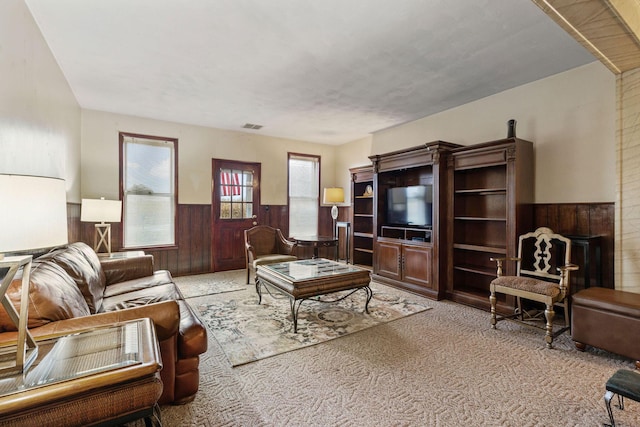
left=81, top=198, right=122, bottom=254
left=323, top=187, right=344, bottom=238
left=0, top=174, right=68, bottom=375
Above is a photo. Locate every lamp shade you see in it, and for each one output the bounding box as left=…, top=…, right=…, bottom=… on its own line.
left=81, top=198, right=122, bottom=223
left=0, top=175, right=68, bottom=254
left=323, top=187, right=344, bottom=205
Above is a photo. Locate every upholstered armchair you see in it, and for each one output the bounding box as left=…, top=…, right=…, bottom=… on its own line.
left=489, top=227, right=578, bottom=348
left=244, top=225, right=297, bottom=284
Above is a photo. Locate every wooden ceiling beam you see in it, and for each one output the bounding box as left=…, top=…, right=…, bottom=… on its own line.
left=532, top=0, right=640, bottom=74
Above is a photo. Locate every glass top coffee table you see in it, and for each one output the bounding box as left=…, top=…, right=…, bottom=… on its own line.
left=256, top=258, right=372, bottom=332
left=0, top=318, right=163, bottom=426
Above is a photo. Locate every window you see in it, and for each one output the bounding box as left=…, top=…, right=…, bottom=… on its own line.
left=288, top=153, right=319, bottom=237
left=120, top=133, right=177, bottom=248
left=219, top=168, right=254, bottom=219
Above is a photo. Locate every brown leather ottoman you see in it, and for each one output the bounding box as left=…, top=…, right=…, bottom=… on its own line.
left=572, top=287, right=640, bottom=369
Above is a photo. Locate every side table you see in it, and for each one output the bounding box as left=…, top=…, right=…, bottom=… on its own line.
left=0, top=318, right=163, bottom=426
left=567, top=235, right=602, bottom=290
left=293, top=236, right=339, bottom=260
left=97, top=250, right=146, bottom=259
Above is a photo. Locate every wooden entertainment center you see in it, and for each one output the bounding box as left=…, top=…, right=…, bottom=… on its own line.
left=351, top=138, right=533, bottom=310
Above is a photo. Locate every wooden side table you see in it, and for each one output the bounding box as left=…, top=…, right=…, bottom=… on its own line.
left=567, top=235, right=602, bottom=290
left=0, top=318, right=163, bottom=426
left=293, top=236, right=339, bottom=260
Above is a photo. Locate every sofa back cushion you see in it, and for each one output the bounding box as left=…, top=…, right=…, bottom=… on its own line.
left=0, top=260, right=91, bottom=332
left=40, top=242, right=106, bottom=313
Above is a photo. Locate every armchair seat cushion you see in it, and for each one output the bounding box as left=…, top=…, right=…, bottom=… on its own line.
left=492, top=276, right=560, bottom=298
left=253, top=254, right=297, bottom=268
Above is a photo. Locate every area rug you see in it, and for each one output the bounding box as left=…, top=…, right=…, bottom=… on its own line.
left=174, top=270, right=246, bottom=299
left=190, top=282, right=431, bottom=366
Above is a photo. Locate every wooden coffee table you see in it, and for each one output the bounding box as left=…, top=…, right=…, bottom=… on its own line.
left=256, top=258, right=372, bottom=332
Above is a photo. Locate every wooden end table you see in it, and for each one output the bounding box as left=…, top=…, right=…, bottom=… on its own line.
left=256, top=258, right=372, bottom=332
left=0, top=318, right=163, bottom=426
left=293, top=236, right=338, bottom=260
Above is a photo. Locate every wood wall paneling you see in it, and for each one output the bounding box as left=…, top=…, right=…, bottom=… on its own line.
left=68, top=202, right=613, bottom=288
left=533, top=203, right=614, bottom=290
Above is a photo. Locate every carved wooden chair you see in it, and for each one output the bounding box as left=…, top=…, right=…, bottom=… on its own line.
left=489, top=227, right=578, bottom=348
left=244, top=225, right=297, bottom=284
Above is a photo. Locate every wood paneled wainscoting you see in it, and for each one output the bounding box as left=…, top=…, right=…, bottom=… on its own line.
left=69, top=203, right=212, bottom=276
left=68, top=203, right=343, bottom=276
left=533, top=203, right=614, bottom=291
left=68, top=202, right=613, bottom=287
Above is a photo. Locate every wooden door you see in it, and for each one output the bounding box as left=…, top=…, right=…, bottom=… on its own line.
left=211, top=159, right=261, bottom=271
left=376, top=240, right=402, bottom=280
left=403, top=244, right=432, bottom=289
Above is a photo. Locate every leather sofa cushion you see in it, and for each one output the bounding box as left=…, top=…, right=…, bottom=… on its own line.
left=101, top=255, right=155, bottom=285
left=0, top=261, right=90, bottom=331
left=40, top=243, right=106, bottom=313
left=102, top=270, right=175, bottom=299
left=101, top=283, right=182, bottom=312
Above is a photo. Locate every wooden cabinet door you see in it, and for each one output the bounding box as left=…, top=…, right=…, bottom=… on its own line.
left=376, top=240, right=402, bottom=280
left=402, top=244, right=432, bottom=289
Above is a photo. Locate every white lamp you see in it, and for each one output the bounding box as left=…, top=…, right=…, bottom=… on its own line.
left=323, top=187, right=344, bottom=237
left=0, top=174, right=68, bottom=375
left=81, top=198, right=122, bottom=254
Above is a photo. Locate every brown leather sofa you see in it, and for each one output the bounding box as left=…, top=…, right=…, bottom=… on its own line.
left=0, top=242, right=207, bottom=405
left=572, top=287, right=640, bottom=369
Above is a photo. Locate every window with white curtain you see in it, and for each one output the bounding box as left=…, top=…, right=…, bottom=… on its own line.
left=288, top=153, right=319, bottom=237
left=120, top=133, right=177, bottom=248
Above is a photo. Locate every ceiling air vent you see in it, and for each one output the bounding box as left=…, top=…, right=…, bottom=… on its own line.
left=242, top=123, right=263, bottom=130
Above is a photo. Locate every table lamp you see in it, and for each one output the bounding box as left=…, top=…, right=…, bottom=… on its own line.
left=323, top=187, right=344, bottom=237
left=81, top=198, right=122, bottom=254
left=0, top=174, right=68, bottom=375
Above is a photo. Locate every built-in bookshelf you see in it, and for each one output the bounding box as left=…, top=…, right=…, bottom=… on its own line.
left=447, top=138, right=533, bottom=311
left=350, top=166, right=374, bottom=267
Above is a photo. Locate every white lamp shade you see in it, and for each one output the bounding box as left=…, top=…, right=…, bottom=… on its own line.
left=81, top=198, right=122, bottom=223
left=323, top=187, right=344, bottom=205
left=0, top=175, right=68, bottom=253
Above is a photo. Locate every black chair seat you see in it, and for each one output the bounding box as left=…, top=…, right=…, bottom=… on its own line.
left=607, top=369, right=640, bottom=401
left=604, top=369, right=640, bottom=426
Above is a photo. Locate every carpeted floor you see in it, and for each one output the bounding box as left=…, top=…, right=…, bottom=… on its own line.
left=174, top=271, right=246, bottom=298
left=189, top=281, right=430, bottom=366
left=157, top=271, right=640, bottom=426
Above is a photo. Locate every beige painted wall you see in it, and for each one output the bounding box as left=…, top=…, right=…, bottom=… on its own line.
left=81, top=110, right=338, bottom=205
left=1, top=0, right=81, bottom=201
left=334, top=135, right=373, bottom=203
left=362, top=62, right=615, bottom=204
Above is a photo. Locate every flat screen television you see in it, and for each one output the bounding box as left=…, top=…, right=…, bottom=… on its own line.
left=386, top=185, right=433, bottom=228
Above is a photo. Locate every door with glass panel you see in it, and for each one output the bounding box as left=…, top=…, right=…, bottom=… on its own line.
left=211, top=159, right=261, bottom=271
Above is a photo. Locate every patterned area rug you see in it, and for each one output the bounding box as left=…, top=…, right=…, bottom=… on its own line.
left=173, top=270, right=246, bottom=298
left=190, top=281, right=431, bottom=366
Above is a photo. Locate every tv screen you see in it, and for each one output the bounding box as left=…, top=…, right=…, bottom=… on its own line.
left=386, top=185, right=433, bottom=227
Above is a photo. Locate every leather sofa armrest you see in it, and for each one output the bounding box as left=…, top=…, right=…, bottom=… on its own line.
left=27, top=300, right=180, bottom=342
left=100, top=255, right=155, bottom=285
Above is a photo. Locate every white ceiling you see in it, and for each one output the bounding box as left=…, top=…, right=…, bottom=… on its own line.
left=25, top=0, right=595, bottom=145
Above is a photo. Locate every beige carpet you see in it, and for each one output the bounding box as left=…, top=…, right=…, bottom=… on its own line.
left=150, top=271, right=639, bottom=426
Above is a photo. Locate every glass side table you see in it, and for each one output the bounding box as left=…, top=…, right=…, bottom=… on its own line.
left=97, top=250, right=146, bottom=259
left=0, top=318, right=163, bottom=426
